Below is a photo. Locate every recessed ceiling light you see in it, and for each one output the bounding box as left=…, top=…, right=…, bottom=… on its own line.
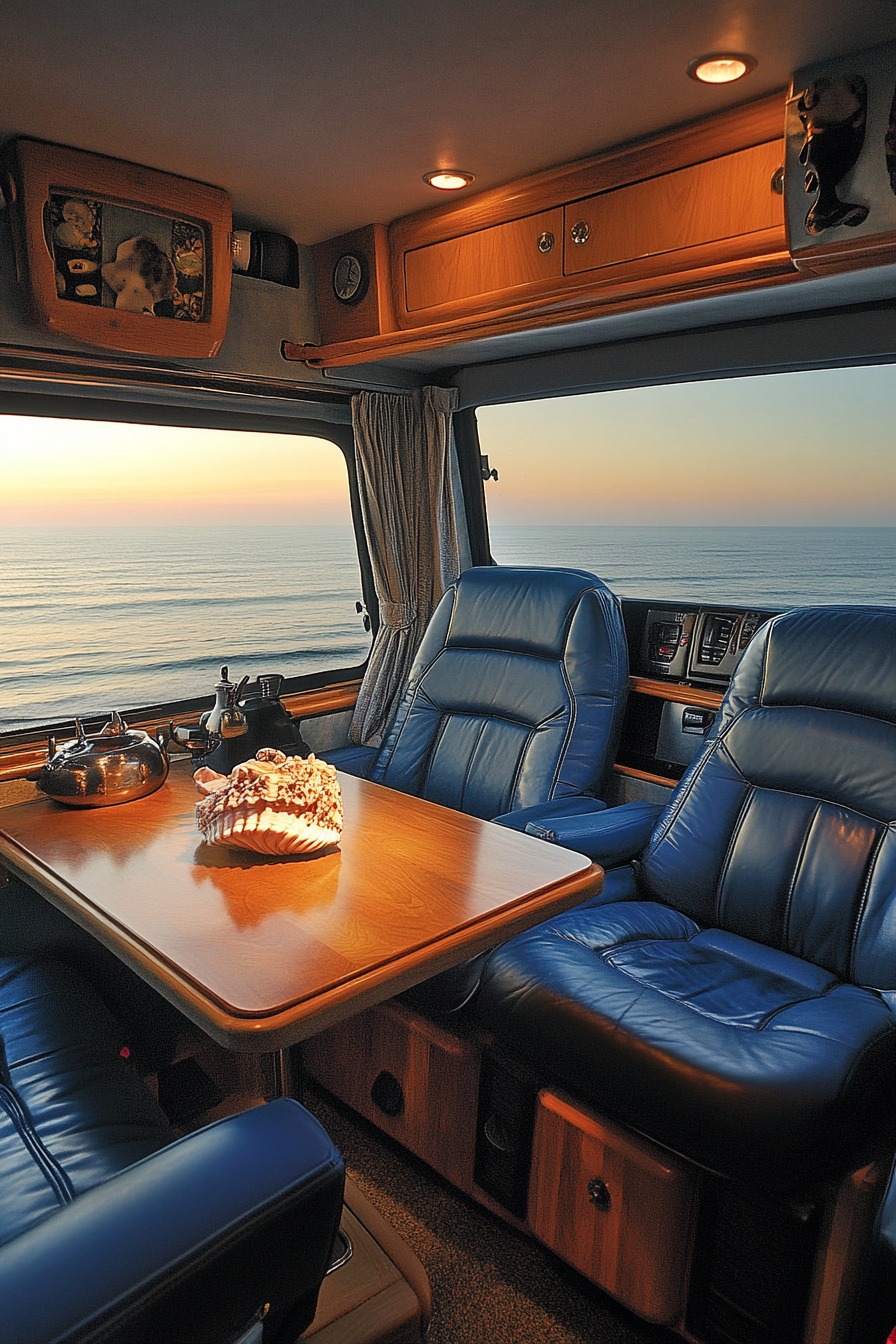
left=687, top=53, right=757, bottom=84
left=423, top=170, right=475, bottom=191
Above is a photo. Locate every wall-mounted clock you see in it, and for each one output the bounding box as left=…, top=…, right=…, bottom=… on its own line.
left=332, top=252, right=368, bottom=304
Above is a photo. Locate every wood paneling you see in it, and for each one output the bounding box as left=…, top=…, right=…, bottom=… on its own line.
left=628, top=676, right=724, bottom=710
left=312, top=224, right=396, bottom=344
left=528, top=1090, right=698, bottom=1325
left=284, top=93, right=797, bottom=367
left=0, top=762, right=602, bottom=1050
left=404, top=208, right=563, bottom=311
left=304, top=1177, right=430, bottom=1344
left=389, top=94, right=784, bottom=255
left=305, top=1000, right=482, bottom=1191
left=0, top=680, right=361, bottom=784
left=563, top=141, right=783, bottom=275
left=284, top=250, right=796, bottom=367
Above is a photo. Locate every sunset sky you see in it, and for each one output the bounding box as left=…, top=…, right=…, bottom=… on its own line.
left=2, top=363, right=894, bottom=527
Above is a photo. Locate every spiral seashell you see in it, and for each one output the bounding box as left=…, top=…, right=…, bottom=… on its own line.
left=198, top=801, right=340, bottom=854
left=194, top=749, right=343, bottom=855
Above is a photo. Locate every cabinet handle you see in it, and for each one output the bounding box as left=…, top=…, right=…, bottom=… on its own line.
left=537, top=231, right=555, bottom=253
left=771, top=166, right=785, bottom=195
left=587, top=1175, right=611, bottom=1211
left=570, top=221, right=591, bottom=245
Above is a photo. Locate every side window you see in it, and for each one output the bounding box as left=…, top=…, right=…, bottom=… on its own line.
left=1, top=413, right=371, bottom=735
left=476, top=364, right=896, bottom=607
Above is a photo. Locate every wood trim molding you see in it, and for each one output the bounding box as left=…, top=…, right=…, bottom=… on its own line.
left=628, top=677, right=724, bottom=710
left=286, top=93, right=794, bottom=369
left=285, top=251, right=796, bottom=368
left=388, top=94, right=785, bottom=253
left=0, top=679, right=362, bottom=783
left=613, top=764, right=678, bottom=789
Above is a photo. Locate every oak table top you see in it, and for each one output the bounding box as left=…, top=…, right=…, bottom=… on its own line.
left=0, top=762, right=602, bottom=1051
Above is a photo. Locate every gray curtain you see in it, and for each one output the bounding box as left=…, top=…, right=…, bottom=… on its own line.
left=349, top=385, right=469, bottom=746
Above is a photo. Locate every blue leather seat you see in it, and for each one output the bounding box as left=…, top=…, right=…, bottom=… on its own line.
left=325, top=565, right=629, bottom=820
left=0, top=953, right=344, bottom=1344
left=477, top=607, right=896, bottom=1190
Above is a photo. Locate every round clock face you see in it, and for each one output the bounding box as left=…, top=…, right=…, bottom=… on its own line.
left=332, top=252, right=368, bottom=304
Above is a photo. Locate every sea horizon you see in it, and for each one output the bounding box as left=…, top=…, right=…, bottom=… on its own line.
left=3, top=522, right=895, bottom=733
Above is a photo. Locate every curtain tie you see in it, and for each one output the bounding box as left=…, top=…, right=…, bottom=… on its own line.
left=380, top=600, right=416, bottom=630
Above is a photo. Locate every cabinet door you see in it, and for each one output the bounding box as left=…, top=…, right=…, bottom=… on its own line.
left=404, top=207, right=563, bottom=312
left=564, top=140, right=783, bottom=276
left=528, top=1089, right=698, bottom=1325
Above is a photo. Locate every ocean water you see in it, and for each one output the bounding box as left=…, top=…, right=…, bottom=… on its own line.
left=1, top=525, right=371, bottom=733
left=3, top=524, right=896, bottom=733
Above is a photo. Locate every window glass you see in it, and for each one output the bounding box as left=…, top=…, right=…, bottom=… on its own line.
left=477, top=365, right=896, bottom=608
left=1, top=416, right=370, bottom=733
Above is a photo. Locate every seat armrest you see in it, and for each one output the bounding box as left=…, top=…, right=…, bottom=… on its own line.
left=320, top=744, right=379, bottom=778
left=491, top=795, right=608, bottom=830
left=0, top=1099, right=344, bottom=1344
left=523, top=800, right=664, bottom=869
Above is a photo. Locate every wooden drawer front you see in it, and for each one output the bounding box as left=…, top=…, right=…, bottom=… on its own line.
left=563, top=140, right=784, bottom=276
left=303, top=1000, right=481, bottom=1192
left=528, top=1090, right=698, bottom=1325
left=404, top=207, right=563, bottom=311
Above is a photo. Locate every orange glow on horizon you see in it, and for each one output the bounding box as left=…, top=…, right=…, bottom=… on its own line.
left=0, top=417, right=354, bottom=525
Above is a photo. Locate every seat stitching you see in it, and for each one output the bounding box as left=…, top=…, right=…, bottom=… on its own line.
left=848, top=822, right=889, bottom=984
left=715, top=784, right=756, bottom=930
left=458, top=719, right=490, bottom=813
left=0, top=1082, right=76, bottom=1206
left=783, top=801, right=822, bottom=953
left=599, top=952, right=840, bottom=1031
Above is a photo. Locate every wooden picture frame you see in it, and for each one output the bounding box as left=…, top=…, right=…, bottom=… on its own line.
left=2, top=138, right=232, bottom=357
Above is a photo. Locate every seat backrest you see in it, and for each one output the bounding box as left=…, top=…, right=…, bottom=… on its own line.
left=370, top=566, right=628, bottom=819
left=639, top=606, right=896, bottom=988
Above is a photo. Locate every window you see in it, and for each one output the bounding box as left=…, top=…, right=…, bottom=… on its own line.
left=1, top=413, right=371, bottom=734
left=477, top=364, right=896, bottom=607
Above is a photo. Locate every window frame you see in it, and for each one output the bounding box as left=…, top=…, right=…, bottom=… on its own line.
left=0, top=391, right=379, bottom=757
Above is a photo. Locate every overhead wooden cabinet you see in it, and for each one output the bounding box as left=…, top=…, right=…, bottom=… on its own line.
left=563, top=140, right=784, bottom=277
left=404, top=207, right=563, bottom=311
left=286, top=95, right=797, bottom=367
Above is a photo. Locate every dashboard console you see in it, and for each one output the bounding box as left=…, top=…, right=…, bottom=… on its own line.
left=618, top=601, right=778, bottom=783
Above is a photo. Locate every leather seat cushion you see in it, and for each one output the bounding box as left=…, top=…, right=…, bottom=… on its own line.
left=477, top=901, right=896, bottom=1186
left=0, top=955, right=175, bottom=1246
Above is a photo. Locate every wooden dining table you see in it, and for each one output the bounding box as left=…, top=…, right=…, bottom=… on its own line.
left=0, top=760, right=603, bottom=1053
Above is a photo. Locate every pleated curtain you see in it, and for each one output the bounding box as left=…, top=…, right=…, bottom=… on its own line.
left=349, top=385, right=469, bottom=746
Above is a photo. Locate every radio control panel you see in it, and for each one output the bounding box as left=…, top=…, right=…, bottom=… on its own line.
left=638, top=607, right=773, bottom=682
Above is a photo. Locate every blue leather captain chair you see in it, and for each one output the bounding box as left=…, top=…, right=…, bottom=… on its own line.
left=327, top=565, right=629, bottom=819
left=0, top=953, right=344, bottom=1344
left=326, top=565, right=633, bottom=1014
left=477, top=606, right=896, bottom=1190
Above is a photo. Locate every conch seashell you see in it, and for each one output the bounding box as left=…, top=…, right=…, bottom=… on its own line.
left=194, top=748, right=342, bottom=855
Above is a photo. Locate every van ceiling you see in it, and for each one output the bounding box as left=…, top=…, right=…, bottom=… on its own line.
left=4, top=1, right=896, bottom=247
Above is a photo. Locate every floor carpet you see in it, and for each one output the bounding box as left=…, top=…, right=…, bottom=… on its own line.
left=305, top=1085, right=678, bottom=1344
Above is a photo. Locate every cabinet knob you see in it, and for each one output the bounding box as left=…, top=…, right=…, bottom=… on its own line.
left=570, top=221, right=591, bottom=245
left=587, top=1175, right=611, bottom=1211
left=537, top=231, right=555, bottom=253
left=771, top=166, right=785, bottom=195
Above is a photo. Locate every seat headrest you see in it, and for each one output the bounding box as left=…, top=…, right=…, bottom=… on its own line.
left=739, top=606, right=896, bottom=725
left=444, top=566, right=613, bottom=657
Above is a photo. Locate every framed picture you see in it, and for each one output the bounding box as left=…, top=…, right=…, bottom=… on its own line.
left=2, top=138, right=232, bottom=357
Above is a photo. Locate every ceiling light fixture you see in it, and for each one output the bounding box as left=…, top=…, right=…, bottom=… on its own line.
left=687, top=53, right=757, bottom=84
left=423, top=170, right=475, bottom=190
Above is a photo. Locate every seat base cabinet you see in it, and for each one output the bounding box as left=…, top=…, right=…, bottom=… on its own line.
left=305, top=1000, right=889, bottom=1344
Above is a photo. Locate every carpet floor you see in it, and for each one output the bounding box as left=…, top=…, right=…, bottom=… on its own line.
left=305, top=1084, right=678, bottom=1344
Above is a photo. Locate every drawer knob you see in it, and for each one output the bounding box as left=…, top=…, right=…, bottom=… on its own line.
left=570, top=220, right=591, bottom=245
left=537, top=231, right=555, bottom=254
left=771, top=166, right=785, bottom=195
left=587, top=1175, right=611, bottom=1211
